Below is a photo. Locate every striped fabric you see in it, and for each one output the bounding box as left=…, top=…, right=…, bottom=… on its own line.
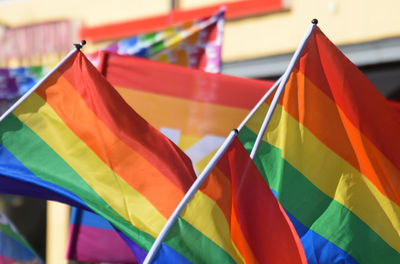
left=238, top=26, right=400, bottom=263
left=153, top=137, right=307, bottom=263
left=0, top=50, right=198, bottom=258
left=0, top=211, right=42, bottom=264
left=69, top=11, right=225, bottom=261
left=100, top=51, right=272, bottom=174
left=91, top=9, right=225, bottom=74
left=67, top=51, right=272, bottom=263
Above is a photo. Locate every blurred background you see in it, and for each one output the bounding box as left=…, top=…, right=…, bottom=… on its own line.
left=0, top=0, right=399, bottom=263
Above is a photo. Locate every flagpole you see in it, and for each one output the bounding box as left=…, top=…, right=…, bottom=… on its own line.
left=250, top=19, right=318, bottom=159
left=0, top=40, right=86, bottom=123
left=237, top=76, right=281, bottom=132
left=143, top=129, right=238, bottom=264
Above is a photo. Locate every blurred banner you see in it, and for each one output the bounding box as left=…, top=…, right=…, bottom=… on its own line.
left=90, top=8, right=225, bottom=73
left=0, top=20, right=75, bottom=66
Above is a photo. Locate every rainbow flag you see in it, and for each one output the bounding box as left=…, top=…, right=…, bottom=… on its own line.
left=238, top=26, right=400, bottom=263
left=0, top=211, right=42, bottom=264
left=92, top=9, right=224, bottom=73
left=0, top=50, right=199, bottom=259
left=68, top=51, right=273, bottom=263
left=69, top=11, right=225, bottom=261
left=153, top=137, right=307, bottom=263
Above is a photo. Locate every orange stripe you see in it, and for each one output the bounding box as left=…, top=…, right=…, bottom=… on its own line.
left=35, top=71, right=185, bottom=218
left=280, top=69, right=400, bottom=206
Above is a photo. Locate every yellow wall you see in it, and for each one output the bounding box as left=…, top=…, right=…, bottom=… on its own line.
left=222, top=0, right=400, bottom=61
left=0, top=0, right=399, bottom=62
left=0, top=0, right=169, bottom=27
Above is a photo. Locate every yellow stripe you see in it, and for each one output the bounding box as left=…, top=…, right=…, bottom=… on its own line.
left=182, top=191, right=244, bottom=263
left=246, top=103, right=400, bottom=252
left=14, top=92, right=166, bottom=238
left=115, top=86, right=249, bottom=137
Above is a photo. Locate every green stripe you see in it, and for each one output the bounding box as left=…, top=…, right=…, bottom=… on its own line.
left=238, top=126, right=400, bottom=263
left=140, top=32, right=156, bottom=42
left=149, top=41, right=167, bottom=55
left=0, top=114, right=155, bottom=251
left=165, top=217, right=235, bottom=264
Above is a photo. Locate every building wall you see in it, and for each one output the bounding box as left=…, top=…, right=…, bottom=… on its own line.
left=1, top=0, right=399, bottom=62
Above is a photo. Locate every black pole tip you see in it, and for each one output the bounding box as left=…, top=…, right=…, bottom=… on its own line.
left=311, top=18, right=318, bottom=24
left=73, top=40, right=87, bottom=50
left=233, top=128, right=239, bottom=134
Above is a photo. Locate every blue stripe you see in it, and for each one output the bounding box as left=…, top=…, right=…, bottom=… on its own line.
left=70, top=208, right=114, bottom=230
left=118, top=227, right=192, bottom=264
left=0, top=145, right=89, bottom=210
left=153, top=243, right=193, bottom=264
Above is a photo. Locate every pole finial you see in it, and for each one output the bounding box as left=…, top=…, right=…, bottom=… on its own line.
left=311, top=18, right=318, bottom=25
left=73, top=40, right=87, bottom=50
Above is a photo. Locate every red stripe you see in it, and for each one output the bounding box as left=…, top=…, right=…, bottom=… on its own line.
left=217, top=138, right=306, bottom=264
left=57, top=51, right=196, bottom=193
left=101, top=51, right=272, bottom=109
left=296, top=27, right=400, bottom=171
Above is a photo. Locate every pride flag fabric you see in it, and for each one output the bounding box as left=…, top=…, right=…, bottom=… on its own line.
left=238, top=26, right=400, bottom=263
left=93, top=9, right=224, bottom=73
left=153, top=137, right=307, bottom=263
left=69, top=11, right=225, bottom=261
left=0, top=211, right=42, bottom=264
left=69, top=9, right=227, bottom=262
left=68, top=51, right=272, bottom=263
left=0, top=50, right=199, bottom=259
left=99, top=51, right=272, bottom=173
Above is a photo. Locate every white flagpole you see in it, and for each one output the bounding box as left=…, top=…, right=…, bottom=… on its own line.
left=0, top=40, right=86, bottom=123
left=143, top=129, right=238, bottom=264
left=250, top=19, right=318, bottom=160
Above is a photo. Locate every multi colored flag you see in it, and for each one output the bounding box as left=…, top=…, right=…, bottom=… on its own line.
left=0, top=50, right=199, bottom=260
left=69, top=10, right=226, bottom=262
left=238, top=26, right=400, bottom=263
left=92, top=8, right=225, bottom=73
left=0, top=211, right=42, bottom=264
left=152, top=137, right=307, bottom=263
left=67, top=51, right=272, bottom=264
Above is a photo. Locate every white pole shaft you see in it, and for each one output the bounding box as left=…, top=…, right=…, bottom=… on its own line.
left=143, top=129, right=238, bottom=264
left=0, top=49, right=78, bottom=123
left=237, top=76, right=281, bottom=132
left=250, top=22, right=317, bottom=160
